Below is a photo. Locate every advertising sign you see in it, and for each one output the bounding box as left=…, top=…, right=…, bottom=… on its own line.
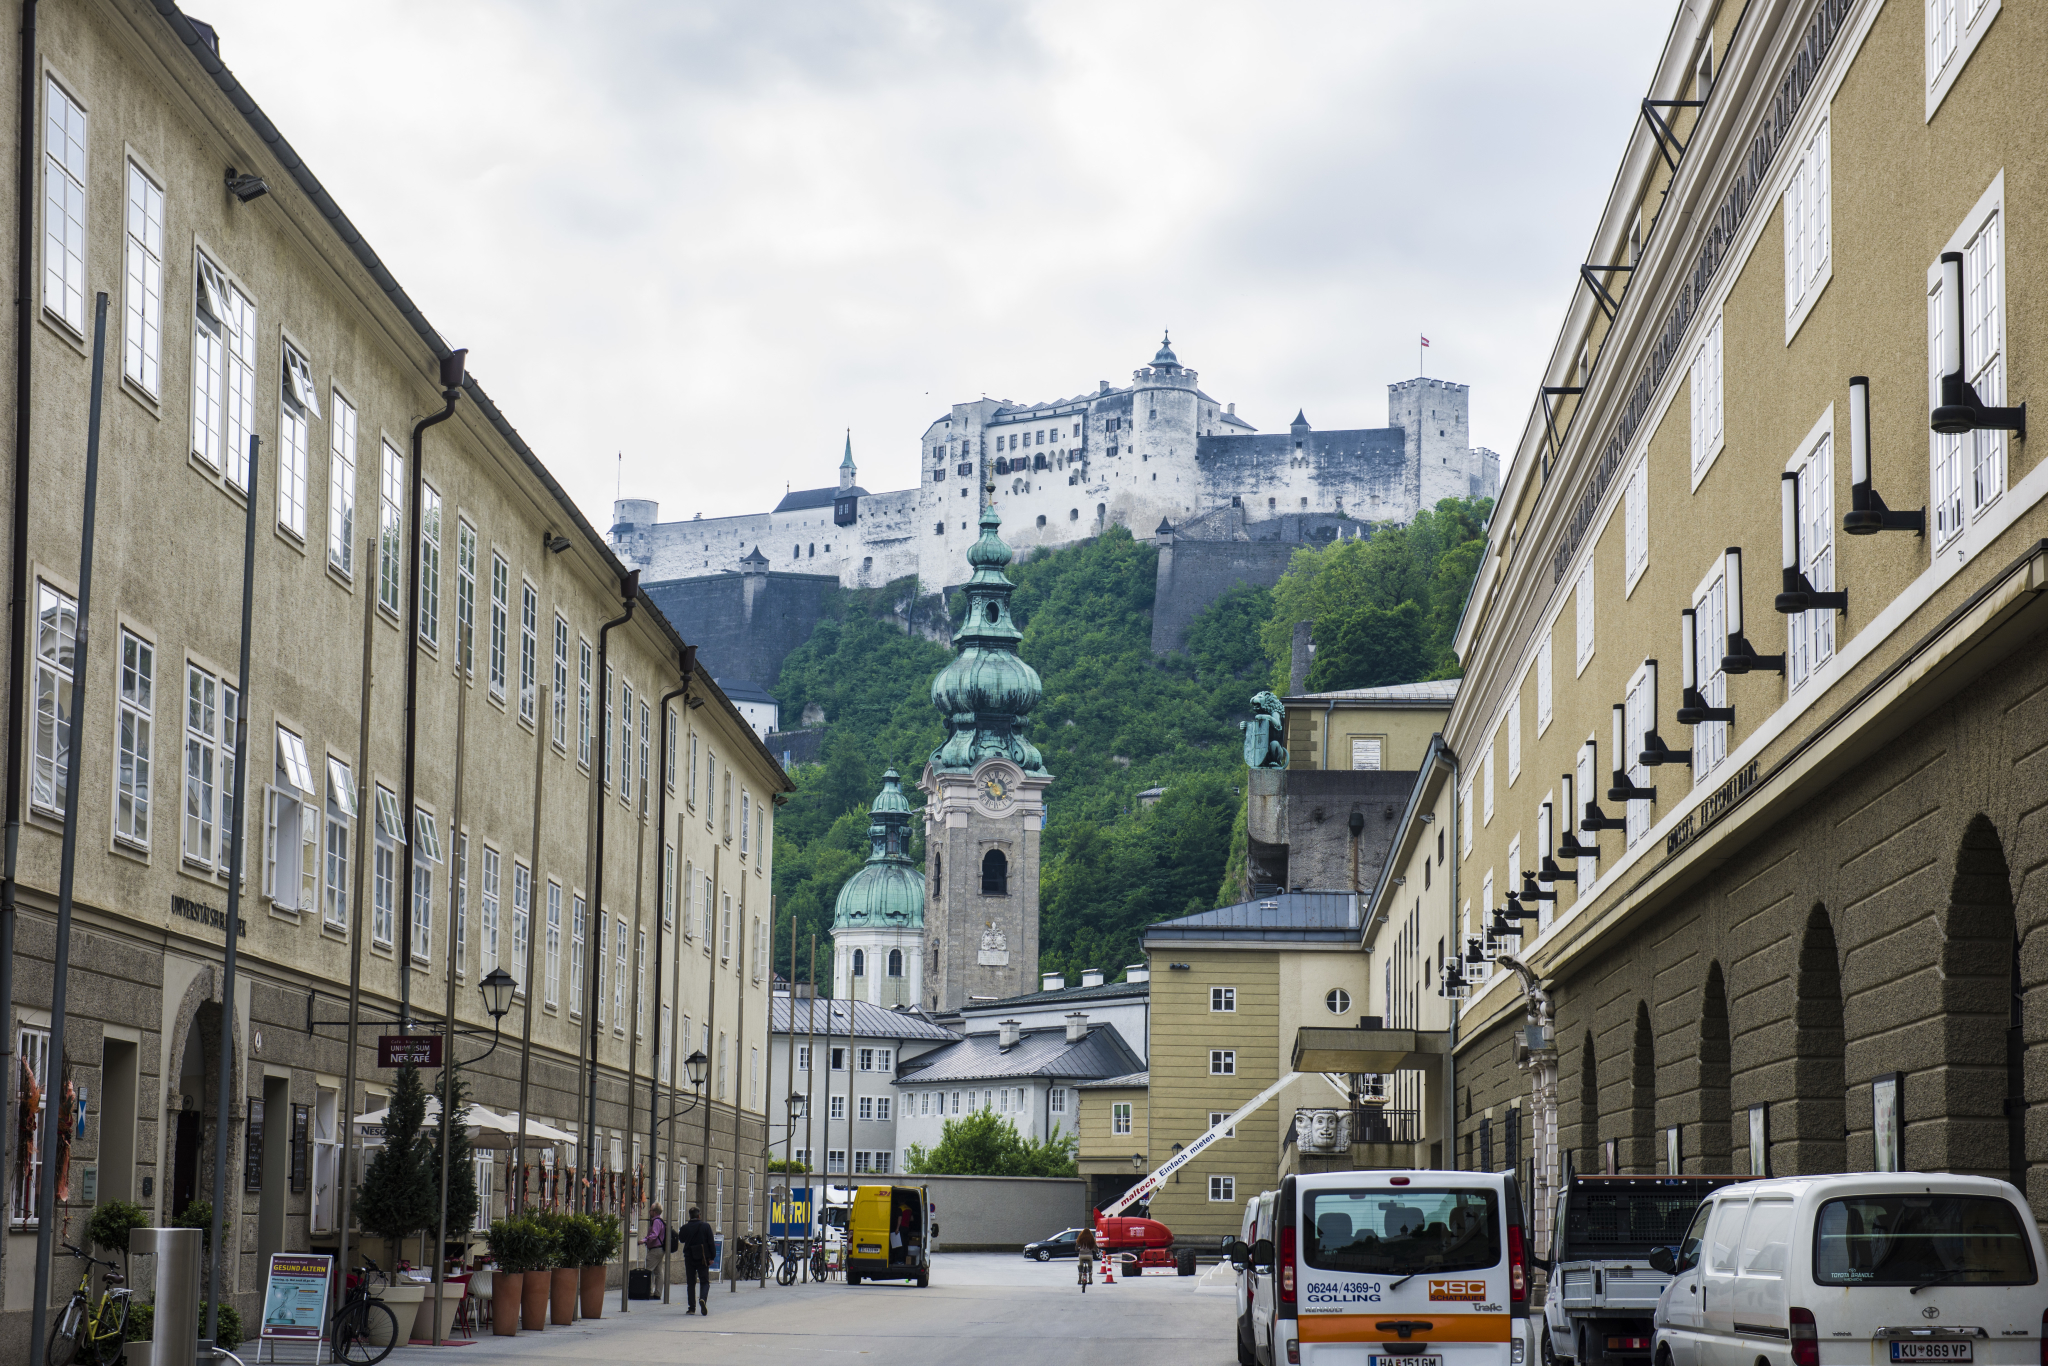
left=770, top=1187, right=813, bottom=1238
left=378, top=1034, right=442, bottom=1068
left=259, top=1252, right=334, bottom=1341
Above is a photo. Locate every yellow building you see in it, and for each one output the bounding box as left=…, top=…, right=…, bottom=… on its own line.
left=1075, top=1072, right=1150, bottom=1213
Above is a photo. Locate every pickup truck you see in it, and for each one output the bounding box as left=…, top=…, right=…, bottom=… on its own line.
left=1540, top=1175, right=1740, bottom=1366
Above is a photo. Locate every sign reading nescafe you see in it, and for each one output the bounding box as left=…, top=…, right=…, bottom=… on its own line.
left=377, top=1035, right=441, bottom=1068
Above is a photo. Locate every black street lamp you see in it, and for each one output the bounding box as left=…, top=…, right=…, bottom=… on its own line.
left=655, top=1051, right=712, bottom=1128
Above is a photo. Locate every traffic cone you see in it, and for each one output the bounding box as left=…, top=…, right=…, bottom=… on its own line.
left=1100, top=1248, right=1115, bottom=1285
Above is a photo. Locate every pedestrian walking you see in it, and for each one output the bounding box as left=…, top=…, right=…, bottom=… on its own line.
left=678, top=1206, right=716, bottom=1315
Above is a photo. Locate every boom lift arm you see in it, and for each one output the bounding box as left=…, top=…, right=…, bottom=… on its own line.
left=1100, top=1072, right=1305, bottom=1220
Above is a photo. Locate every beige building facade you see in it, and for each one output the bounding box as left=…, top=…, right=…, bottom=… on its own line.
left=0, top=1, right=786, bottom=1350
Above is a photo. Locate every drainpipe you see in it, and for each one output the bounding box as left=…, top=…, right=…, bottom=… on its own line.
left=1495, top=953, right=1557, bottom=1262
left=1324, top=698, right=1337, bottom=773
left=1444, top=750, right=1459, bottom=1171
left=644, top=652, right=692, bottom=1278
left=0, top=0, right=40, bottom=1309
left=398, top=351, right=467, bottom=1026
left=582, top=575, right=638, bottom=1204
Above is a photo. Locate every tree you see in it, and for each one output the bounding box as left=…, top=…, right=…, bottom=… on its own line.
left=355, top=1063, right=436, bottom=1256
left=1308, top=599, right=1428, bottom=692
left=431, top=1069, right=478, bottom=1243
left=904, top=1109, right=1078, bottom=1177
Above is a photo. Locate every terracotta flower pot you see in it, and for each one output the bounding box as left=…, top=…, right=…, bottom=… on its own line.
left=491, top=1270, right=522, bottom=1336
left=551, top=1267, right=578, bottom=1325
left=580, top=1263, right=607, bottom=1318
left=521, top=1268, right=551, bottom=1330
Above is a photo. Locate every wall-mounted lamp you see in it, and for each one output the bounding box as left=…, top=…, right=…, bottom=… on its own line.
left=1534, top=801, right=1576, bottom=884
left=1392, top=876, right=1407, bottom=886
left=1574, top=757, right=1626, bottom=836
left=1349, top=811, right=1366, bottom=836
left=1501, top=891, right=1539, bottom=922
left=1843, top=377, right=1924, bottom=535
left=1775, top=473, right=1847, bottom=615
left=1635, top=660, right=1692, bottom=767
left=1488, top=910, right=1523, bottom=940
left=1519, top=871, right=1556, bottom=903
left=1419, top=812, right=1435, bottom=824
left=1719, top=547, right=1785, bottom=675
left=1557, top=774, right=1603, bottom=856
left=1676, top=609, right=1736, bottom=724
left=1931, top=252, right=2026, bottom=439
left=1608, top=705, right=1656, bottom=802
left=545, top=532, right=572, bottom=554
left=225, top=167, right=269, bottom=202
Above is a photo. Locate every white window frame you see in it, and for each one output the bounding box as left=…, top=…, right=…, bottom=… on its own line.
left=1623, top=459, right=1649, bottom=594
left=1783, top=117, right=1831, bottom=338
left=328, top=392, right=357, bottom=577
left=276, top=342, right=315, bottom=540
left=1691, top=560, right=1731, bottom=782
left=1112, top=1102, right=1133, bottom=1135
left=1928, top=180, right=2005, bottom=548
left=377, top=441, right=404, bottom=615
left=1786, top=413, right=1837, bottom=692
left=512, top=862, right=531, bottom=992
left=1506, top=700, right=1521, bottom=785
left=618, top=678, right=633, bottom=799
left=418, top=485, right=442, bottom=649
left=1482, top=745, right=1494, bottom=825
left=1624, top=664, right=1654, bottom=849
left=180, top=660, right=237, bottom=870
left=1209, top=1110, right=1239, bottom=1138
left=552, top=615, right=570, bottom=749
left=123, top=160, right=165, bottom=395
left=323, top=756, right=355, bottom=931
left=11, top=1026, right=51, bottom=1225
left=519, top=581, right=538, bottom=724
left=452, top=833, right=467, bottom=978
left=545, top=880, right=562, bottom=1007
left=1460, top=781, right=1473, bottom=857
left=1574, top=565, right=1595, bottom=675
left=42, top=78, right=87, bottom=334
left=1926, top=0, right=2000, bottom=122
left=114, top=628, right=154, bottom=848
left=1209, top=1175, right=1237, bottom=1203
left=479, top=845, right=500, bottom=975
left=1210, top=1049, right=1236, bottom=1076
left=455, top=520, right=477, bottom=676
left=1535, top=629, right=1554, bottom=737
left=488, top=553, right=509, bottom=699
left=264, top=724, right=319, bottom=912
left=640, top=701, right=653, bottom=815
left=410, top=806, right=437, bottom=965
left=1690, top=311, right=1725, bottom=483
left=371, top=783, right=400, bottom=947
left=636, top=927, right=648, bottom=1038
left=1211, top=986, right=1235, bottom=1012
left=571, top=894, right=587, bottom=1018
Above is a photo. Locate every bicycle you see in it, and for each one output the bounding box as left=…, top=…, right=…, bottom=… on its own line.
left=48, top=1243, right=132, bottom=1366
left=328, top=1257, right=401, bottom=1366
left=809, top=1238, right=830, bottom=1283
left=776, top=1237, right=800, bottom=1285
left=1078, top=1252, right=1093, bottom=1293
left=731, top=1234, right=769, bottom=1281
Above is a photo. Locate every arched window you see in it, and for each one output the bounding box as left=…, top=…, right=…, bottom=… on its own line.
left=932, top=853, right=942, bottom=896
left=851, top=948, right=866, bottom=977
left=981, top=849, right=1008, bottom=895
left=887, top=949, right=904, bottom=978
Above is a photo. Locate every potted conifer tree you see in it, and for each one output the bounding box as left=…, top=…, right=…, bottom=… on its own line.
left=353, top=1063, right=434, bottom=1343
left=423, top=1071, right=478, bottom=1339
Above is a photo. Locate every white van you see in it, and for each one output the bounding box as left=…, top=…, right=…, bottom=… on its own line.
left=1231, top=1170, right=1534, bottom=1366
left=1649, top=1173, right=2044, bottom=1366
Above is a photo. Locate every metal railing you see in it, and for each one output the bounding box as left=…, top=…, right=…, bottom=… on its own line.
left=1353, top=1106, right=1421, bottom=1146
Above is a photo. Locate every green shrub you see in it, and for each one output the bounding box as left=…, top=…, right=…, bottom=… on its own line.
left=171, top=1200, right=215, bottom=1249
left=125, top=1302, right=243, bottom=1351
left=586, top=1212, right=622, bottom=1265
left=485, top=1215, right=555, bottom=1274
left=86, top=1200, right=150, bottom=1255
left=553, top=1213, right=601, bottom=1268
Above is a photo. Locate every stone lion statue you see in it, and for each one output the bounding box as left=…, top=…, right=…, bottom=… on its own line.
left=1241, top=691, right=1290, bottom=769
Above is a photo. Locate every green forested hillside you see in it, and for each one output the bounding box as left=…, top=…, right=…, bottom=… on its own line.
left=768, top=498, right=1489, bottom=988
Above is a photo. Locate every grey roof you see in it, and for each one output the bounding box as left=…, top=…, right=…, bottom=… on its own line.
left=714, top=678, right=777, bottom=705
left=960, top=977, right=1149, bottom=1013
left=893, top=1023, right=1143, bottom=1086
left=773, top=485, right=867, bottom=513
left=1144, top=892, right=1360, bottom=945
left=1079, top=1071, right=1148, bottom=1090
left=1287, top=679, right=1461, bottom=705
left=769, top=997, right=960, bottom=1043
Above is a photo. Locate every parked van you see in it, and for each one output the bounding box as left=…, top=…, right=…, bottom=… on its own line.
left=1230, top=1170, right=1532, bottom=1366
left=1648, top=1173, right=2043, bottom=1366
left=1239, top=1190, right=1280, bottom=1366
left=843, top=1183, right=935, bottom=1287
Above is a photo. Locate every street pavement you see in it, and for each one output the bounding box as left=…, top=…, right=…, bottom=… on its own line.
left=421, top=1253, right=1240, bottom=1366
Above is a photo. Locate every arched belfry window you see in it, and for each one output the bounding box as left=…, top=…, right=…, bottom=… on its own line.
left=933, top=853, right=942, bottom=895
left=851, top=948, right=866, bottom=977
left=981, top=849, right=1008, bottom=895
left=888, top=949, right=904, bottom=978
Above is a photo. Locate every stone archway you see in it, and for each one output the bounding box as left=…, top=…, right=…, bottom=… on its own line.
left=1940, top=815, right=2018, bottom=1183
left=1697, top=962, right=1731, bottom=1172
left=1790, top=906, right=1846, bottom=1174
left=1578, top=1031, right=1598, bottom=1175
left=159, top=966, right=245, bottom=1278
left=1630, top=1003, right=1655, bottom=1173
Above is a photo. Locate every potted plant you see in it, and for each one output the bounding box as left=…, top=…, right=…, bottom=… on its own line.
left=483, top=1218, right=537, bottom=1337
left=535, top=1211, right=582, bottom=1326
left=581, top=1213, right=621, bottom=1317
left=353, top=1064, right=436, bottom=1344
left=87, top=1200, right=150, bottom=1279
left=521, top=1215, right=559, bottom=1331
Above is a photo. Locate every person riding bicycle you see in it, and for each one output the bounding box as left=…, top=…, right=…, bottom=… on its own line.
left=1075, top=1223, right=1098, bottom=1287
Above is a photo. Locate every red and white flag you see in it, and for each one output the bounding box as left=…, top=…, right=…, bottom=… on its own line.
left=1420, top=336, right=1431, bottom=347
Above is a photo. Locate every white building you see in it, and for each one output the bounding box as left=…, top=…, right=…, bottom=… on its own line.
left=765, top=995, right=959, bottom=1177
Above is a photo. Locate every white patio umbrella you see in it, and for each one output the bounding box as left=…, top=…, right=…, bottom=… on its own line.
left=353, top=1100, right=578, bottom=1150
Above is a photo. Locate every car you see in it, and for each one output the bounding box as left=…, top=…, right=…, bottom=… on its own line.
left=1023, top=1229, right=1083, bottom=1261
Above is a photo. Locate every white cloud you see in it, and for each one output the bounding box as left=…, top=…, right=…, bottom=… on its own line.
left=192, top=0, right=1673, bottom=530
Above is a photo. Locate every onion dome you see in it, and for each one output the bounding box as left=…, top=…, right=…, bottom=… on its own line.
left=1152, top=331, right=1179, bottom=369
left=928, top=504, right=1046, bottom=773
left=831, top=770, right=924, bottom=929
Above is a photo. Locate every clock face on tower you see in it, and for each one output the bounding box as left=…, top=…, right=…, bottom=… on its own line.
left=982, top=773, right=1010, bottom=802
left=975, top=762, right=1020, bottom=813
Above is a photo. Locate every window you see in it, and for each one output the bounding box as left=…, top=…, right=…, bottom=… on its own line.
left=1624, top=667, right=1654, bottom=848
left=265, top=726, right=319, bottom=912
left=1209, top=1111, right=1239, bottom=1138
left=1482, top=746, right=1494, bottom=824
left=577, top=638, right=593, bottom=767
left=1927, top=0, right=2001, bottom=118
left=371, top=785, right=401, bottom=946
left=951, top=1091, right=961, bottom=1114
left=1930, top=201, right=2005, bottom=544
left=545, top=882, right=562, bottom=1007
left=123, top=162, right=164, bottom=393
left=857, top=1047, right=874, bottom=1071
left=617, top=679, right=632, bottom=798
left=688, top=732, right=699, bottom=806
left=1327, top=988, right=1352, bottom=1015
left=831, top=1048, right=846, bottom=1073
left=1690, top=312, right=1724, bottom=476
left=595, top=913, right=609, bottom=1026
left=479, top=846, right=501, bottom=975
left=1506, top=703, right=1521, bottom=784
left=886, top=948, right=903, bottom=977
left=663, top=843, right=676, bottom=928
left=29, top=582, right=79, bottom=817
left=753, top=916, right=766, bottom=983
left=604, top=667, right=616, bottom=787
left=722, top=769, right=732, bottom=838
left=519, top=583, right=538, bottom=723
left=1350, top=737, right=1382, bottom=771
left=488, top=554, right=508, bottom=699
left=447, top=520, right=477, bottom=675
left=1692, top=566, right=1730, bottom=779
left=639, top=702, right=652, bottom=814
left=702, top=873, right=714, bottom=943
left=1783, top=118, right=1830, bottom=324
left=275, top=342, right=319, bottom=539
left=827, top=1149, right=847, bottom=1174
left=1210, top=1050, right=1236, bottom=1076
left=1209, top=1175, right=1236, bottom=1203
left=410, top=807, right=438, bottom=964
left=452, top=834, right=468, bottom=977
left=718, top=1033, right=729, bottom=1098
left=797, top=1045, right=811, bottom=1072
left=637, top=929, right=648, bottom=1037
left=322, top=758, right=355, bottom=931
left=721, top=895, right=733, bottom=961
left=682, top=860, right=695, bottom=938
left=570, top=895, right=586, bottom=1017
left=1787, top=433, right=1836, bottom=689
left=613, top=915, right=629, bottom=1028
left=417, top=485, right=442, bottom=648
left=858, top=1096, right=873, bottom=1121
left=1212, top=987, right=1235, bottom=1012
left=666, top=708, right=678, bottom=792
left=511, top=864, right=529, bottom=993
left=1050, top=1087, right=1067, bottom=1114
left=43, top=80, right=86, bottom=332
left=328, top=394, right=358, bottom=576
left=1536, top=631, right=1554, bottom=736
left=740, top=791, right=750, bottom=854
left=12, top=1026, right=51, bottom=1224
left=548, top=615, right=568, bottom=747
left=377, top=442, right=404, bottom=614
left=1623, top=460, right=1649, bottom=592
left=1574, top=566, right=1595, bottom=674
left=181, top=663, right=237, bottom=869
left=981, top=848, right=1007, bottom=894
left=1460, top=782, right=1473, bottom=857
left=112, top=630, right=156, bottom=847
left=1112, top=1102, right=1132, bottom=1135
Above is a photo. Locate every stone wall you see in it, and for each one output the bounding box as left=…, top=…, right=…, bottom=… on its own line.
left=642, top=570, right=840, bottom=691
left=1245, top=767, right=1417, bottom=895
left=915, top=1174, right=1091, bottom=1250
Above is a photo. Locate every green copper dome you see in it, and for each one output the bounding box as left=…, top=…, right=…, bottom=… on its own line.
left=831, top=771, right=924, bottom=930
left=930, top=503, right=1044, bottom=772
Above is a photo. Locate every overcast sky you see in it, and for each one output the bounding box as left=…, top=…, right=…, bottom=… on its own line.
left=197, top=0, right=1678, bottom=530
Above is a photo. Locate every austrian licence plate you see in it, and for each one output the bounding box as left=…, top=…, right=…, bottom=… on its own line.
left=1368, top=1356, right=1443, bottom=1366
left=1891, top=1344, right=1972, bottom=1362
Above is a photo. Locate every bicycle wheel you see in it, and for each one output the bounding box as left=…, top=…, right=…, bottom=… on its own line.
left=334, top=1299, right=400, bottom=1366
left=87, top=1294, right=131, bottom=1366
left=47, top=1296, right=87, bottom=1366
left=811, top=1249, right=827, bottom=1281
left=778, top=1253, right=798, bottom=1286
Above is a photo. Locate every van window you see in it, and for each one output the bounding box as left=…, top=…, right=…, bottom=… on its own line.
left=1304, top=1188, right=1500, bottom=1275
left=1707, top=1200, right=1749, bottom=1273
left=1737, top=1199, right=1794, bottom=1276
left=1563, top=1184, right=1713, bottom=1258
left=1813, top=1194, right=2037, bottom=1287
left=1674, top=1203, right=1712, bottom=1273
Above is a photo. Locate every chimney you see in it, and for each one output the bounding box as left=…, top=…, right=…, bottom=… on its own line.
left=1099, top=380, right=1110, bottom=393
left=1041, top=971, right=1066, bottom=993
left=1123, top=963, right=1149, bottom=984
left=998, top=1019, right=1021, bottom=1049
left=1065, top=1012, right=1089, bottom=1044
left=1081, top=968, right=1105, bottom=988
left=1289, top=620, right=1314, bottom=695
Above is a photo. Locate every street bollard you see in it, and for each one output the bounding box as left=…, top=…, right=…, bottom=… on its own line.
left=130, top=1226, right=202, bottom=1366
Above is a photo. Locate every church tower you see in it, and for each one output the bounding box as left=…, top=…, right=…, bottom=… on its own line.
left=920, top=502, right=1050, bottom=1011
left=830, top=771, right=924, bottom=1007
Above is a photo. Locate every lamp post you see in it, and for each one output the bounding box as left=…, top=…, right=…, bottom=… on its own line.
left=429, top=965, right=517, bottom=1345
left=784, top=1091, right=808, bottom=1279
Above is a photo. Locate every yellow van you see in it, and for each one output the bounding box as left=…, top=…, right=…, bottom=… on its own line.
left=845, top=1183, right=936, bottom=1287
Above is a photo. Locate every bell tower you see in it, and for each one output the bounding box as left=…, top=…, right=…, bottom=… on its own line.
left=920, top=502, right=1051, bottom=1011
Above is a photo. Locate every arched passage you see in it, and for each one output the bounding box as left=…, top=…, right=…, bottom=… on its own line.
left=1942, top=815, right=2019, bottom=1184
left=1698, top=962, right=1731, bottom=1173
left=1578, top=1031, right=1599, bottom=1176
left=1791, top=906, right=1846, bottom=1174
left=1631, top=1002, right=1656, bottom=1173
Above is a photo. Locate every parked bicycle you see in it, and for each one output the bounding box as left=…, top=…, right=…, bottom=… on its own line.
left=731, top=1233, right=769, bottom=1281
left=809, top=1237, right=831, bottom=1283
left=776, top=1236, right=800, bottom=1285
left=47, top=1242, right=132, bottom=1366
left=329, top=1257, right=400, bottom=1366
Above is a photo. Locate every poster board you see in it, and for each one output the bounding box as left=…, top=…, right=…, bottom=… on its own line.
left=259, top=1252, right=333, bottom=1347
